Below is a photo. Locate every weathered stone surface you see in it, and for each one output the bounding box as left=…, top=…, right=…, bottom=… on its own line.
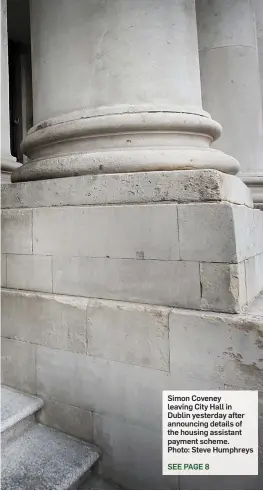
left=197, top=0, right=256, bottom=51
left=198, top=0, right=263, bottom=213
left=169, top=309, right=263, bottom=390
left=1, top=423, right=99, bottom=490
left=1, top=254, right=7, bottom=286
left=178, top=203, right=237, bottom=262
left=247, top=291, right=263, bottom=315
left=36, top=345, right=168, bottom=432
left=1, top=289, right=87, bottom=353
left=6, top=254, right=52, bottom=293
left=33, top=204, right=179, bottom=260
left=53, top=256, right=200, bottom=308
left=93, top=413, right=177, bottom=490
left=37, top=397, right=93, bottom=442
left=178, top=203, right=263, bottom=262
left=36, top=343, right=224, bottom=435
left=1, top=338, right=37, bottom=393
left=86, top=300, right=170, bottom=371
left=2, top=209, right=32, bottom=254
left=1, top=386, right=43, bottom=434
left=233, top=205, right=263, bottom=261
left=1, top=169, right=252, bottom=208
left=2, top=288, right=170, bottom=368
left=245, top=253, right=263, bottom=304
left=200, top=262, right=247, bottom=313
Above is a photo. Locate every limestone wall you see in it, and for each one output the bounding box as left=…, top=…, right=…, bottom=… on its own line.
left=1, top=289, right=263, bottom=489
left=1, top=171, right=263, bottom=489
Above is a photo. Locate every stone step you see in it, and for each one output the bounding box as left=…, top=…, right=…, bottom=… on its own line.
left=1, top=385, right=43, bottom=444
left=1, top=422, right=100, bottom=490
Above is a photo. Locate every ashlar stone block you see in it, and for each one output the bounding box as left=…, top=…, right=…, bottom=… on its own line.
left=6, top=254, right=52, bottom=293
left=37, top=397, right=93, bottom=442
left=1, top=254, right=7, bottom=287
left=86, top=299, right=170, bottom=370
left=2, top=209, right=32, bottom=254
left=53, top=256, right=200, bottom=308
left=200, top=262, right=247, bottom=313
left=36, top=345, right=171, bottom=432
left=245, top=253, right=263, bottom=304
left=33, top=204, right=180, bottom=260
left=1, top=338, right=37, bottom=393
left=1, top=289, right=87, bottom=353
left=178, top=203, right=263, bottom=263
left=93, top=413, right=178, bottom=490
left=169, top=309, right=263, bottom=390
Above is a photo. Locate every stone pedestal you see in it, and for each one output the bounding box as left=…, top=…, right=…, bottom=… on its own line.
left=2, top=170, right=263, bottom=314
left=1, top=0, right=20, bottom=183
left=1, top=170, right=263, bottom=489
left=2, top=1, right=263, bottom=488
left=12, top=0, right=238, bottom=182
left=197, top=0, right=263, bottom=208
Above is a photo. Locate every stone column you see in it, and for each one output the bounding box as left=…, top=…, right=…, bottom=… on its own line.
left=1, top=0, right=20, bottom=183
left=253, top=0, right=263, bottom=207
left=197, top=0, right=263, bottom=208
left=12, top=0, right=238, bottom=183
left=254, top=0, right=263, bottom=115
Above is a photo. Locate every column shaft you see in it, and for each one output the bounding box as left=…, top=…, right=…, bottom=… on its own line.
left=13, top=0, right=238, bottom=182
left=197, top=0, right=263, bottom=207
left=253, top=0, right=263, bottom=207
left=1, top=0, right=20, bottom=182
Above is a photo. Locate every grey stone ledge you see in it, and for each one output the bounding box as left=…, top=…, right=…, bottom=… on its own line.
left=1, top=169, right=252, bottom=208
left=1, top=423, right=100, bottom=490
left=1, top=386, right=43, bottom=433
left=2, top=287, right=262, bottom=334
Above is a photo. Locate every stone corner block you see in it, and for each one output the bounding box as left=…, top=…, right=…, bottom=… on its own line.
left=245, top=253, right=263, bottom=305
left=217, top=172, right=253, bottom=207
left=178, top=202, right=263, bottom=263
left=234, top=206, right=263, bottom=261
left=178, top=202, right=237, bottom=262
left=168, top=308, right=263, bottom=391
left=200, top=262, right=247, bottom=313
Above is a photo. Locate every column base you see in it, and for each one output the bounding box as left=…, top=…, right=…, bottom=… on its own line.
left=11, top=109, right=239, bottom=182
left=239, top=172, right=263, bottom=210
left=1, top=155, right=21, bottom=184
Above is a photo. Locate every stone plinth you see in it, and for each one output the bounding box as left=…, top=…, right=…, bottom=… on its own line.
left=2, top=170, right=263, bottom=314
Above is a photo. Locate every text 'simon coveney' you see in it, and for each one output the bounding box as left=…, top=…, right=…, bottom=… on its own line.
left=162, top=390, right=258, bottom=475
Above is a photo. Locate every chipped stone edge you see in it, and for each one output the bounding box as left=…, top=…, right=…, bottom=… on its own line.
left=1, top=169, right=253, bottom=209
